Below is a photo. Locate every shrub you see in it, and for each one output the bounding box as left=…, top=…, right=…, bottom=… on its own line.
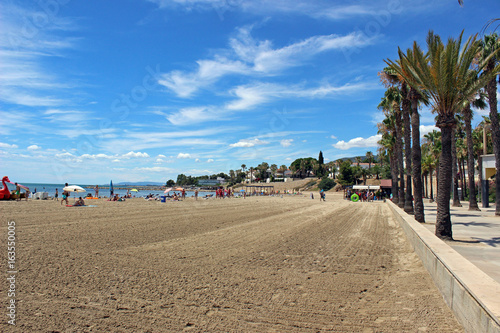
left=318, top=177, right=336, bottom=191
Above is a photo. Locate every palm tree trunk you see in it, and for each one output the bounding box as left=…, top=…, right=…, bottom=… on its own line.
left=390, top=153, right=399, bottom=204
left=396, top=110, right=405, bottom=208
left=436, top=123, right=454, bottom=240
left=452, top=127, right=462, bottom=207
left=461, top=159, right=466, bottom=201
left=403, top=85, right=414, bottom=214
left=486, top=73, right=500, bottom=215
left=411, top=96, right=424, bottom=222
left=465, top=105, right=480, bottom=210
left=425, top=174, right=429, bottom=198
left=429, top=167, right=434, bottom=202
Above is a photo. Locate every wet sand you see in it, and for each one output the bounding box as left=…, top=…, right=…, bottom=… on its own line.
left=1, top=193, right=463, bottom=332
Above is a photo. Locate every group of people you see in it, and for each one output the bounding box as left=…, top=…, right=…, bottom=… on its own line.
left=215, top=187, right=232, bottom=198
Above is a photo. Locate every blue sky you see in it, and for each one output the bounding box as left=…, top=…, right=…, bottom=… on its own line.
left=0, top=0, right=498, bottom=184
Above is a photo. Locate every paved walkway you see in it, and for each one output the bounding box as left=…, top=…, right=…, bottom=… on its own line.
left=420, top=200, right=500, bottom=284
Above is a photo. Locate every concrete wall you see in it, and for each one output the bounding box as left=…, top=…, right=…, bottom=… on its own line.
left=387, top=201, right=500, bottom=333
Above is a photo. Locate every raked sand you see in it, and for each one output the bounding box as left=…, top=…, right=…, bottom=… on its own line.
left=1, top=193, right=463, bottom=332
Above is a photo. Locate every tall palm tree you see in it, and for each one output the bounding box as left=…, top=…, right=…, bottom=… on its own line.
left=378, top=115, right=398, bottom=202
left=387, top=31, right=497, bottom=240
left=366, top=151, right=374, bottom=171
left=385, top=57, right=427, bottom=218
left=481, top=33, right=500, bottom=215
left=463, top=102, right=482, bottom=210
left=423, top=130, right=441, bottom=203
left=378, top=87, right=405, bottom=208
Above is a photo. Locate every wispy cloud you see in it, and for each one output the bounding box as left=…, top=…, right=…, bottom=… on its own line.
left=0, top=3, right=78, bottom=107
left=148, top=0, right=393, bottom=21
left=158, top=25, right=372, bottom=98
left=227, top=81, right=376, bottom=110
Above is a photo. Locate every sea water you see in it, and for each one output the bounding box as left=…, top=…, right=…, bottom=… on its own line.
left=3, top=183, right=198, bottom=198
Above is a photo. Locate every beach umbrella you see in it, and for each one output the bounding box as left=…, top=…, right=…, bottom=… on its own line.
left=240, top=189, right=245, bottom=192
left=110, top=180, right=114, bottom=196
left=164, top=187, right=172, bottom=193
left=131, top=189, right=139, bottom=192
left=63, top=185, right=86, bottom=192
left=175, top=187, right=184, bottom=191
left=6, top=180, right=29, bottom=192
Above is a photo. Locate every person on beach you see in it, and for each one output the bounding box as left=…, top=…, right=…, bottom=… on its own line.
left=182, top=188, right=186, bottom=200
left=74, top=197, right=85, bottom=206
left=310, top=192, right=314, bottom=200
left=320, top=189, right=325, bottom=201
left=94, top=185, right=99, bottom=198
left=194, top=189, right=198, bottom=200
left=61, top=183, right=70, bottom=205
left=14, top=183, right=21, bottom=201
left=55, top=188, right=59, bottom=201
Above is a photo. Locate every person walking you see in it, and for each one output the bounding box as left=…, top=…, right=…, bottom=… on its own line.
left=61, top=183, right=70, bottom=206
left=55, top=188, right=59, bottom=201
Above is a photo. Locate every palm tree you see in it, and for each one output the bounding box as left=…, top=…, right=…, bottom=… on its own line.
left=241, top=164, right=246, bottom=174
left=249, top=166, right=254, bottom=183
left=378, top=115, right=398, bottom=202
left=387, top=31, right=497, bottom=239
left=462, top=101, right=480, bottom=210
left=270, top=164, right=278, bottom=179
left=378, top=87, right=404, bottom=207
left=451, top=126, right=462, bottom=207
left=383, top=61, right=423, bottom=216
left=423, top=130, right=441, bottom=203
left=366, top=151, right=374, bottom=171
left=481, top=33, right=500, bottom=215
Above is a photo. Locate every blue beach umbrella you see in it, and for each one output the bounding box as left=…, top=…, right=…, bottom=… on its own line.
left=110, top=180, right=114, bottom=197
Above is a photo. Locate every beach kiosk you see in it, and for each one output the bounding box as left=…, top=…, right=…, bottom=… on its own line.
left=481, top=154, right=496, bottom=208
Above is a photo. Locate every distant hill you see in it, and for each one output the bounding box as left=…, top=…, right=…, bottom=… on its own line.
left=115, top=181, right=165, bottom=186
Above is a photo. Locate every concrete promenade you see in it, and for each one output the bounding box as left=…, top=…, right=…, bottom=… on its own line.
left=421, top=200, right=500, bottom=285
left=388, top=199, right=500, bottom=333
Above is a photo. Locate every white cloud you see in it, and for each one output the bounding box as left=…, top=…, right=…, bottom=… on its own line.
left=167, top=106, right=225, bottom=125
left=27, top=145, right=41, bottom=151
left=226, top=81, right=376, bottom=111
left=419, top=125, right=439, bottom=138
left=134, top=166, right=173, bottom=172
left=123, top=151, right=150, bottom=158
left=0, top=142, right=18, bottom=149
left=229, top=138, right=268, bottom=148
left=195, top=158, right=200, bottom=162
left=0, top=3, right=77, bottom=107
left=207, top=158, right=214, bottom=163
left=177, top=153, right=192, bottom=159
left=333, top=134, right=382, bottom=150
left=280, top=139, right=293, bottom=147
left=157, top=154, right=166, bottom=158
left=159, top=59, right=249, bottom=98
left=158, top=24, right=373, bottom=98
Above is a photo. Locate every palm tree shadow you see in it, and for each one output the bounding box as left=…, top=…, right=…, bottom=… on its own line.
left=453, top=221, right=496, bottom=228
left=473, top=237, right=500, bottom=247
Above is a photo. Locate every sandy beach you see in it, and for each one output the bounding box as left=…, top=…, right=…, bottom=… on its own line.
left=1, top=193, right=463, bottom=332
